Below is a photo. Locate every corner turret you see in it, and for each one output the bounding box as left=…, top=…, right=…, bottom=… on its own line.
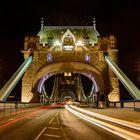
left=37, top=18, right=48, bottom=46
left=89, top=18, right=100, bottom=46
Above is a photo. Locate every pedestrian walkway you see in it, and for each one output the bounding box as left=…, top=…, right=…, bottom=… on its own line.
left=85, top=107, right=140, bottom=123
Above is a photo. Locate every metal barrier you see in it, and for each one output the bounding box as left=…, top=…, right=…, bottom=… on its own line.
left=109, top=100, right=140, bottom=111
left=0, top=101, right=46, bottom=114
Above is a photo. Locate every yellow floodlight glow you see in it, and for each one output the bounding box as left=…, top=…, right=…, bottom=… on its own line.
left=64, top=72, right=71, bottom=76
left=54, top=40, right=61, bottom=46
left=76, top=40, right=83, bottom=46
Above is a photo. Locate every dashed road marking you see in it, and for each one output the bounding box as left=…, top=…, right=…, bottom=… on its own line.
left=55, top=112, right=58, bottom=117
left=48, top=117, right=55, bottom=124
left=49, top=112, right=58, bottom=124
left=34, top=127, right=47, bottom=140
left=57, top=116, right=60, bottom=124
left=48, top=127, right=59, bottom=130
left=43, top=134, right=61, bottom=138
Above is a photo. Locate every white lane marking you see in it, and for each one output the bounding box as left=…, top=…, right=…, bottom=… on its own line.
left=48, top=117, right=55, bottom=124
left=51, top=123, right=57, bottom=124
left=43, top=134, right=61, bottom=138
left=57, top=116, right=60, bottom=124
left=61, top=127, right=69, bottom=140
left=48, top=112, right=58, bottom=124
left=47, top=127, right=59, bottom=130
left=55, top=112, right=58, bottom=117
left=34, top=127, right=47, bottom=140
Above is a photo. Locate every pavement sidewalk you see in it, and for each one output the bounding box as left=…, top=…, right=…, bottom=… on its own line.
left=85, top=107, right=140, bottom=123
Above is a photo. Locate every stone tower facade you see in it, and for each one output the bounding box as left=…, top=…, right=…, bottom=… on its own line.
left=21, top=19, right=120, bottom=103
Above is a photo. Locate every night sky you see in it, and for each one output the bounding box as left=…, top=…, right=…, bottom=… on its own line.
left=0, top=0, right=140, bottom=100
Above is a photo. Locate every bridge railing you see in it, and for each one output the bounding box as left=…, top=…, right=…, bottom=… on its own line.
left=0, top=101, right=46, bottom=114
left=109, top=100, right=140, bottom=111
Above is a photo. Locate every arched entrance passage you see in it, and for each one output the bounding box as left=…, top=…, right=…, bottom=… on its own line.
left=61, top=91, right=75, bottom=101
left=30, top=62, right=105, bottom=102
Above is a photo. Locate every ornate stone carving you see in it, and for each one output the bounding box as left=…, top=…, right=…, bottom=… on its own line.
left=21, top=27, right=120, bottom=103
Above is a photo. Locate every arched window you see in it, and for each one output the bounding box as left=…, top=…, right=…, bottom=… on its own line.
left=62, top=29, right=76, bottom=46
left=47, top=53, right=52, bottom=62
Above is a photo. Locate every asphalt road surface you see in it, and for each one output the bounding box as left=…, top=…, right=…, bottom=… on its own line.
left=0, top=106, right=127, bottom=140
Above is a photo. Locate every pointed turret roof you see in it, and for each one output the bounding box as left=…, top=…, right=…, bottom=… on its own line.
left=37, top=17, right=48, bottom=46
left=90, top=18, right=100, bottom=45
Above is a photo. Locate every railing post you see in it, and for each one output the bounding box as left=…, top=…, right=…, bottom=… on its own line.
left=15, top=101, right=18, bottom=114
left=10, top=105, right=12, bottom=115
left=121, top=101, right=124, bottom=108
left=4, top=102, right=6, bottom=113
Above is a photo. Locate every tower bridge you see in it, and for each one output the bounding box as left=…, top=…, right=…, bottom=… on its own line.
left=0, top=18, right=140, bottom=103
left=21, top=18, right=119, bottom=103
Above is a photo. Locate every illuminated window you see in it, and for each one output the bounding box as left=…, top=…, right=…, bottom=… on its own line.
left=47, top=53, right=52, bottom=62
left=63, top=45, right=74, bottom=51
left=85, top=54, right=90, bottom=62
left=64, top=72, right=72, bottom=76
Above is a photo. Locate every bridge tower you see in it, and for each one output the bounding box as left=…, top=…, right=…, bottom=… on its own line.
left=21, top=18, right=120, bottom=103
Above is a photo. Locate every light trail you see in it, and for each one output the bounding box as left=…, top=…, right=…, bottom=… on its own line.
left=0, top=109, right=44, bottom=129
left=66, top=105, right=140, bottom=140
left=70, top=105, right=140, bottom=131
left=0, top=104, right=60, bottom=129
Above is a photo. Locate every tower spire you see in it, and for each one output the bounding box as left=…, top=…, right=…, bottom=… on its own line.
left=41, top=17, right=44, bottom=30
left=93, top=18, right=96, bottom=30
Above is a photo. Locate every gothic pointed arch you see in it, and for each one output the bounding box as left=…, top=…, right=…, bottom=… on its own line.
left=61, top=29, right=76, bottom=45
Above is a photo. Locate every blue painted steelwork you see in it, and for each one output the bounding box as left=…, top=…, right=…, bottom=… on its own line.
left=105, top=55, right=140, bottom=100
left=0, top=56, right=32, bottom=101
left=42, top=84, right=49, bottom=99
left=61, top=91, right=75, bottom=99
left=79, top=76, right=87, bottom=101
left=88, top=84, right=96, bottom=99
left=38, top=79, right=49, bottom=99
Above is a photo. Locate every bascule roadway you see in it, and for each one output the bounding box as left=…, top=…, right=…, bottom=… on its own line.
left=0, top=104, right=139, bottom=140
